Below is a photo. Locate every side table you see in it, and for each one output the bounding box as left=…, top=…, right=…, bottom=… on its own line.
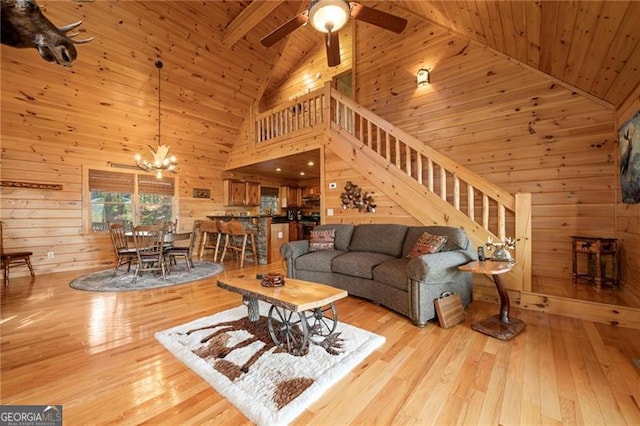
left=571, top=236, right=619, bottom=288
left=458, top=260, right=525, bottom=340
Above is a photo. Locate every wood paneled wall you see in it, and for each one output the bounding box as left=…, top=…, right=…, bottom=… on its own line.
left=351, top=11, right=620, bottom=287
left=616, top=85, right=640, bottom=298
left=261, top=7, right=628, bottom=291
left=0, top=1, right=281, bottom=275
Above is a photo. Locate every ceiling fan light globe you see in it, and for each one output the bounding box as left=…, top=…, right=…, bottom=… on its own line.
left=309, top=0, right=350, bottom=33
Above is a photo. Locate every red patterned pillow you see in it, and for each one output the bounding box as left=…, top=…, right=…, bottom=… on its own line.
left=406, top=232, right=448, bottom=258
left=309, top=229, right=336, bottom=252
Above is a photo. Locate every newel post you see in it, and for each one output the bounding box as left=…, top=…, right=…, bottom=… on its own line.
left=515, top=192, right=532, bottom=292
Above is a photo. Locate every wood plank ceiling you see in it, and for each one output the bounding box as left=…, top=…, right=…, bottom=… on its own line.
left=258, top=0, right=640, bottom=109
left=12, top=1, right=639, bottom=179
left=215, top=0, right=640, bottom=176
left=407, top=1, right=640, bottom=108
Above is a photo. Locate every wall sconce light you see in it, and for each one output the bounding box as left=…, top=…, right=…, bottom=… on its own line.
left=417, top=68, right=430, bottom=87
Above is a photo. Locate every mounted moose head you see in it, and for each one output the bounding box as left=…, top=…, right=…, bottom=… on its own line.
left=1, top=0, right=92, bottom=67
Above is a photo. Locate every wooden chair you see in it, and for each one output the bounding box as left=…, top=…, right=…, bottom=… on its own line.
left=220, top=219, right=258, bottom=267
left=132, top=225, right=167, bottom=283
left=108, top=222, right=137, bottom=277
left=165, top=222, right=200, bottom=272
left=1, top=221, right=35, bottom=284
left=199, top=220, right=222, bottom=261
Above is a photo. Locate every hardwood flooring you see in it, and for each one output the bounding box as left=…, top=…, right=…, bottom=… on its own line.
left=2, top=260, right=640, bottom=425
left=532, top=276, right=640, bottom=309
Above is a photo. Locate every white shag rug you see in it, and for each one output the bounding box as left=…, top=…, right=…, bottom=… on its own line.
left=155, top=302, right=385, bottom=426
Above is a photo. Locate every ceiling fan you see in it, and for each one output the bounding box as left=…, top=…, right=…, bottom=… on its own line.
left=261, top=0, right=408, bottom=67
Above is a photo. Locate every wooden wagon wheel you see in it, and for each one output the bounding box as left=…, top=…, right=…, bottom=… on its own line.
left=304, top=303, right=338, bottom=337
left=267, top=305, right=308, bottom=355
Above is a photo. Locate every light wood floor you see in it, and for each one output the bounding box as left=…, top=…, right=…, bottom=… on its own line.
left=2, top=261, right=640, bottom=425
left=532, top=276, right=640, bottom=309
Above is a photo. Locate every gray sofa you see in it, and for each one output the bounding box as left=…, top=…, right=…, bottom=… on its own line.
left=280, top=223, right=476, bottom=327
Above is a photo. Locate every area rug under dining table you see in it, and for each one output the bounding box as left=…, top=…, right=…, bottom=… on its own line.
left=155, top=301, right=385, bottom=426
left=69, top=261, right=223, bottom=291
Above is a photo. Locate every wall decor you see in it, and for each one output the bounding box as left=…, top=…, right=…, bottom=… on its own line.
left=192, top=188, right=211, bottom=199
left=1, top=180, right=62, bottom=190
left=619, top=110, right=640, bottom=204
left=340, top=181, right=376, bottom=213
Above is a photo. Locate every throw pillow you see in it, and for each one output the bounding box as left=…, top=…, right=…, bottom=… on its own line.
left=309, top=229, right=336, bottom=252
left=406, top=232, right=447, bottom=258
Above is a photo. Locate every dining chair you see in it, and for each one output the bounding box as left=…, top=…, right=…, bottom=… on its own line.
left=1, top=221, right=35, bottom=285
left=220, top=219, right=258, bottom=267
left=165, top=221, right=200, bottom=272
left=132, top=224, right=167, bottom=283
left=108, top=222, right=137, bottom=277
left=198, top=220, right=222, bottom=261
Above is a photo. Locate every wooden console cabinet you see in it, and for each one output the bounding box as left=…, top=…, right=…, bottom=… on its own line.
left=571, top=236, right=619, bottom=288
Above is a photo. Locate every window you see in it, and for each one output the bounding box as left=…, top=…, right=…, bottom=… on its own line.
left=89, top=170, right=175, bottom=232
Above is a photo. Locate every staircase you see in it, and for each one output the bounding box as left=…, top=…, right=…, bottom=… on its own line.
left=251, top=83, right=532, bottom=291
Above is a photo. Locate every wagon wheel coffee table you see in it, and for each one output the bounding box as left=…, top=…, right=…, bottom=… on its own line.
left=217, top=275, right=348, bottom=355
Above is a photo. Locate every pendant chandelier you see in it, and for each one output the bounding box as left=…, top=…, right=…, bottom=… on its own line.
left=134, top=60, right=177, bottom=179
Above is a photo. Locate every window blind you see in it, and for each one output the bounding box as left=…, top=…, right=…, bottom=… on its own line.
left=138, top=175, right=175, bottom=196
left=89, top=170, right=134, bottom=193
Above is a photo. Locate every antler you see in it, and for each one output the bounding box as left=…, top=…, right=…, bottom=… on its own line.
left=59, top=21, right=94, bottom=44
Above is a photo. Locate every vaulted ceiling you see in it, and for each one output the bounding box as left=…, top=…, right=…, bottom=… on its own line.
left=255, top=0, right=639, bottom=109
left=5, top=0, right=638, bottom=180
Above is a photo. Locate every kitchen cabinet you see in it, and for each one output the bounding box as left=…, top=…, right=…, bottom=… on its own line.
left=245, top=182, right=260, bottom=206
left=223, top=180, right=261, bottom=206
left=289, top=221, right=301, bottom=241
left=280, top=185, right=302, bottom=208
left=302, top=185, right=321, bottom=197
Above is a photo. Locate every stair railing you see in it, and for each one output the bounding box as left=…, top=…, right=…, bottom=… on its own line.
left=255, top=89, right=325, bottom=144
left=328, top=88, right=517, bottom=241
left=255, top=85, right=520, bottom=241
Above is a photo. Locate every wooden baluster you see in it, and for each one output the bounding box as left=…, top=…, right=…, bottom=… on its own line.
left=483, top=194, right=489, bottom=230
left=417, top=153, right=423, bottom=185
left=498, top=204, right=506, bottom=241
left=440, top=168, right=447, bottom=201
left=454, top=175, right=460, bottom=210
left=395, top=137, right=401, bottom=168
left=406, top=144, right=412, bottom=178
left=468, top=185, right=475, bottom=220
left=428, top=158, right=434, bottom=192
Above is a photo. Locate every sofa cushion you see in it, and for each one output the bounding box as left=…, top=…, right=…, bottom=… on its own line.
left=309, top=229, right=335, bottom=251
left=402, top=226, right=469, bottom=257
left=296, top=250, right=347, bottom=273
left=312, top=224, right=355, bottom=251
left=372, top=258, right=410, bottom=291
left=331, top=251, right=396, bottom=279
left=348, top=224, right=408, bottom=257
left=406, top=232, right=447, bottom=258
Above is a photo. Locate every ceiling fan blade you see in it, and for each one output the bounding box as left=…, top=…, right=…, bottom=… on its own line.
left=325, top=32, right=341, bottom=67
left=350, top=3, right=408, bottom=34
left=261, top=11, right=309, bottom=47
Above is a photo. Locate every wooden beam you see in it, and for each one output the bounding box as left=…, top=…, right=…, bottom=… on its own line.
left=223, top=0, right=284, bottom=47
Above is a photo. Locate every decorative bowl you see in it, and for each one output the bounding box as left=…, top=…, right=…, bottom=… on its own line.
left=260, top=273, right=285, bottom=287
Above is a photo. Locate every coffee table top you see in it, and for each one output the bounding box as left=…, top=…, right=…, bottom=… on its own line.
left=217, top=275, right=348, bottom=312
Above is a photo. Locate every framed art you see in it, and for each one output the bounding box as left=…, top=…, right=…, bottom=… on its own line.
left=619, top=111, right=640, bottom=204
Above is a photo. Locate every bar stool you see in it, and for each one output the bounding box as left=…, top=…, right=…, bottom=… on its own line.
left=220, top=219, right=258, bottom=267
left=198, top=220, right=222, bottom=262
